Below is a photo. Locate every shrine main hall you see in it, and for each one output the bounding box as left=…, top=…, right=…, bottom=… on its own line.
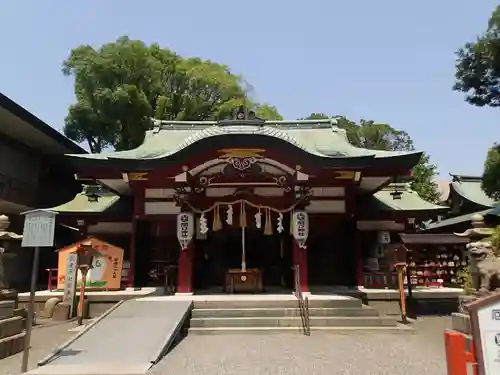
left=51, top=110, right=446, bottom=294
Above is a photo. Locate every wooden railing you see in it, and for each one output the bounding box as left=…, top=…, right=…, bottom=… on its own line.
left=293, top=265, right=310, bottom=336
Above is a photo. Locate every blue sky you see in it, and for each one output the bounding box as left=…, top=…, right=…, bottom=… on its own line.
left=1, top=1, right=498, bottom=177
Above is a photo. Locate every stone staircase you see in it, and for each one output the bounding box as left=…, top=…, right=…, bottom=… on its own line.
left=0, top=300, right=24, bottom=358
left=188, top=296, right=407, bottom=334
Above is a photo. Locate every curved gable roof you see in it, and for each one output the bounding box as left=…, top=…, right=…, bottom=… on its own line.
left=450, top=174, right=496, bottom=208
left=68, top=119, right=421, bottom=164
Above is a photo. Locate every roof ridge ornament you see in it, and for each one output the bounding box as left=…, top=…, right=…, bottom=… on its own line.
left=218, top=106, right=266, bottom=127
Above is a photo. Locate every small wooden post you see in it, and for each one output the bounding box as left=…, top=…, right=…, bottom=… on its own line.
left=395, top=263, right=408, bottom=324
left=77, top=266, right=89, bottom=325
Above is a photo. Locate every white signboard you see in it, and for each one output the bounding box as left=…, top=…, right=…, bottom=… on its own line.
left=63, top=253, right=78, bottom=317
left=292, top=211, right=309, bottom=249
left=177, top=213, right=194, bottom=251
left=21, top=210, right=57, bottom=248
left=476, top=300, right=500, bottom=374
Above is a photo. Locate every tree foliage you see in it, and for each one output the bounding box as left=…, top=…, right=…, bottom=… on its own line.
left=63, top=36, right=281, bottom=152
left=301, top=114, right=441, bottom=203
left=454, top=7, right=500, bottom=200
left=482, top=143, right=500, bottom=200
left=454, top=6, right=500, bottom=107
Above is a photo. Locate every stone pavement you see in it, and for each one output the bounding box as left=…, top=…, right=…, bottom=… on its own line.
left=150, top=317, right=451, bottom=375
left=0, top=320, right=75, bottom=375
left=0, top=316, right=452, bottom=375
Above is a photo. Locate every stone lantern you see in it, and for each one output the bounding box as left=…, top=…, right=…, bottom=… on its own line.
left=0, top=214, right=22, bottom=300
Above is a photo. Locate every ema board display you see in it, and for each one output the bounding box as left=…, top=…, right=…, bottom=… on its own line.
left=57, top=237, right=124, bottom=290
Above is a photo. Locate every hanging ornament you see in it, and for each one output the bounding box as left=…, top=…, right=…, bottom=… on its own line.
left=226, top=204, right=233, bottom=225
left=177, top=213, right=194, bottom=251
left=264, top=208, right=273, bottom=235
left=212, top=204, right=221, bottom=231
left=277, top=212, right=284, bottom=233
left=254, top=208, right=262, bottom=229
left=199, top=212, right=208, bottom=235
left=240, top=201, right=247, bottom=228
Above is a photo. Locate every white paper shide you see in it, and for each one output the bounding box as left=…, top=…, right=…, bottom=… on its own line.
left=292, top=211, right=309, bottom=248
left=177, top=213, right=194, bottom=251
left=477, top=300, right=500, bottom=374
left=377, top=231, right=391, bottom=244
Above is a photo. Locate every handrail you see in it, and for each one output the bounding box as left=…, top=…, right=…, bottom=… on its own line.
left=293, top=265, right=310, bottom=336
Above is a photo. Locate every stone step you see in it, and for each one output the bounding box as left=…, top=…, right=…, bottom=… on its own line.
left=192, top=298, right=362, bottom=310
left=189, top=316, right=398, bottom=328
left=189, top=326, right=303, bottom=335
left=192, top=307, right=379, bottom=318
left=188, top=325, right=412, bottom=335
left=0, top=332, right=25, bottom=360
left=0, top=300, right=15, bottom=320
left=0, top=316, right=23, bottom=339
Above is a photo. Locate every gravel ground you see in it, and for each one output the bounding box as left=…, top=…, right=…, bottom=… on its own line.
left=151, top=317, right=451, bottom=375
left=0, top=320, right=77, bottom=375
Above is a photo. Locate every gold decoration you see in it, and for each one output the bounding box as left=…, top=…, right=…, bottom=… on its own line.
left=127, top=172, right=148, bottom=181
left=334, top=171, right=355, bottom=180
left=212, top=205, right=221, bottom=231
left=241, top=275, right=247, bottom=282
left=218, top=148, right=265, bottom=159
left=240, top=201, right=247, bottom=228
left=264, top=208, right=273, bottom=236
left=290, top=211, right=294, bottom=234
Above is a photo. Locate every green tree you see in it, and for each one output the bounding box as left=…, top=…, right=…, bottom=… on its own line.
left=410, top=153, right=442, bottom=204
left=63, top=36, right=281, bottom=152
left=453, top=6, right=500, bottom=107
left=301, top=114, right=440, bottom=203
left=453, top=7, right=500, bottom=200
left=254, top=104, right=283, bottom=120
left=481, top=144, right=500, bottom=200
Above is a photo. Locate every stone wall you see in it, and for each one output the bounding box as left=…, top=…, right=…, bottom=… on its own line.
left=0, top=300, right=24, bottom=359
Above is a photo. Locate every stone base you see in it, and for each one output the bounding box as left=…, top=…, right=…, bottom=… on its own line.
left=451, top=312, right=471, bottom=335
left=52, top=303, right=70, bottom=321
left=0, top=289, right=18, bottom=303
left=0, top=300, right=14, bottom=320
left=0, top=332, right=24, bottom=359
left=0, top=316, right=23, bottom=339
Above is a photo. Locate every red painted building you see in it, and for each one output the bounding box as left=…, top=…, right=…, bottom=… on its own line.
left=51, top=110, right=446, bottom=293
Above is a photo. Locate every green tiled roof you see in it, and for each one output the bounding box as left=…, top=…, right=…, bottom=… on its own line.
left=68, top=119, right=421, bottom=161
left=373, top=183, right=447, bottom=211
left=450, top=174, right=496, bottom=208
left=423, top=208, right=495, bottom=231
left=50, top=192, right=120, bottom=213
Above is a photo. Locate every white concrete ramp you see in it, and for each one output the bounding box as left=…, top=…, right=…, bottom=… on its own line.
left=28, top=299, right=192, bottom=375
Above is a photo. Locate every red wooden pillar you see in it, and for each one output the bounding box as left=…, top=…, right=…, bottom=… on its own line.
left=293, top=240, right=309, bottom=292
left=177, top=242, right=194, bottom=294
left=127, top=219, right=136, bottom=288
left=346, top=183, right=363, bottom=288
left=128, top=181, right=145, bottom=288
